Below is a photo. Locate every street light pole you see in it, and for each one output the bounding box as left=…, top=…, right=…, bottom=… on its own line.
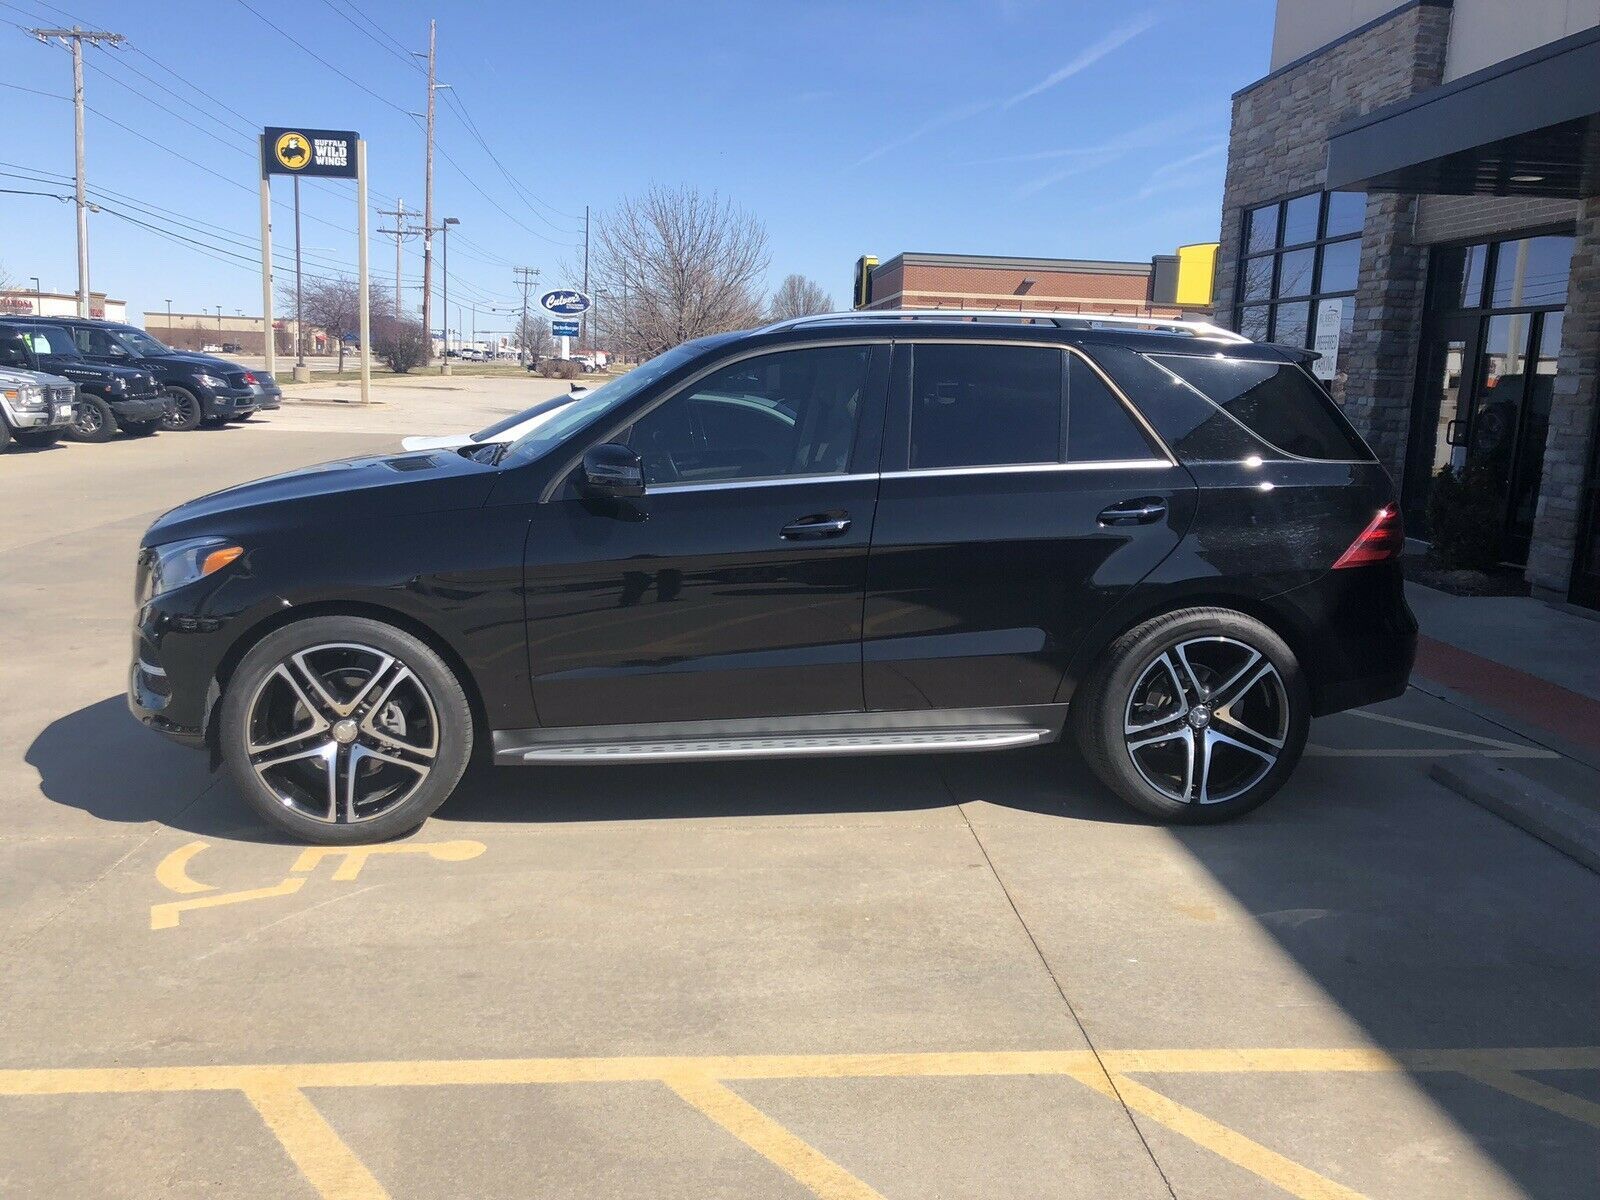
left=440, top=216, right=458, bottom=373
left=31, top=277, right=43, bottom=315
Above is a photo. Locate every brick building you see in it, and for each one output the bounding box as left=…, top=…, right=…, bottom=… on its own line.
left=1216, top=0, right=1600, bottom=608
left=856, top=252, right=1187, bottom=318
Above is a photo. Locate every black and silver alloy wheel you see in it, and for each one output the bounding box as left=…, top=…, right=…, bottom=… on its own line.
left=221, top=616, right=473, bottom=843
left=1123, top=637, right=1288, bottom=806
left=1074, top=608, right=1309, bottom=823
left=160, top=387, right=202, bottom=431
left=245, top=643, right=440, bottom=825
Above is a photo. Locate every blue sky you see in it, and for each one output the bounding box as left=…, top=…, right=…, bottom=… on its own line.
left=1, top=0, right=1273, bottom=336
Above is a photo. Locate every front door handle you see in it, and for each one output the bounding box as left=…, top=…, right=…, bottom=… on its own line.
left=781, top=512, right=852, bottom=540
left=1098, top=497, right=1167, bottom=526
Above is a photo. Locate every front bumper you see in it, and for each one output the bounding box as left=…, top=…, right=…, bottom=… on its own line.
left=4, top=398, right=77, bottom=431
left=200, top=386, right=259, bottom=418
left=108, top=393, right=168, bottom=423
left=127, top=571, right=250, bottom=749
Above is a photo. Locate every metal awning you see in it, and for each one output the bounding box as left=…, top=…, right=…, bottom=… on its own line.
left=1325, top=24, right=1600, bottom=198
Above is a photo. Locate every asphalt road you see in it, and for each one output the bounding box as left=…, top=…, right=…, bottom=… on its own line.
left=2, top=404, right=1597, bottom=1199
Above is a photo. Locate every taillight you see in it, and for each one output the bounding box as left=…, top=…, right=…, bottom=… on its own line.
left=242, top=372, right=257, bottom=385
left=1332, top=503, right=1404, bottom=569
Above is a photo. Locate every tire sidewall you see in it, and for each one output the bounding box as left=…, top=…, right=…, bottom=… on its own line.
left=69, top=396, right=116, bottom=443
left=220, top=616, right=474, bottom=844
left=161, top=388, right=202, bottom=431
left=1077, top=609, right=1310, bottom=824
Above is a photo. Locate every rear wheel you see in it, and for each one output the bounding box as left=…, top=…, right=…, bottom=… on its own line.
left=1073, top=608, right=1309, bottom=823
left=220, top=616, right=474, bottom=844
left=67, top=396, right=116, bottom=443
left=160, top=387, right=202, bottom=431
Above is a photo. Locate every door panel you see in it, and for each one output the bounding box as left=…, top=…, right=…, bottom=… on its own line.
left=524, top=478, right=878, bottom=726
left=863, top=466, right=1194, bottom=709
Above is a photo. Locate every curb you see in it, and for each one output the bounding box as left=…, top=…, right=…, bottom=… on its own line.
left=1430, top=753, right=1600, bottom=875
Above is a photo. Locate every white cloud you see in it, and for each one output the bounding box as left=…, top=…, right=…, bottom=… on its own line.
left=998, top=11, right=1161, bottom=110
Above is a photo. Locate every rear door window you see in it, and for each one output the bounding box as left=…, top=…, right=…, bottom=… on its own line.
left=1066, top=354, right=1159, bottom=462
left=909, top=344, right=1061, bottom=469
left=1145, top=354, right=1373, bottom=461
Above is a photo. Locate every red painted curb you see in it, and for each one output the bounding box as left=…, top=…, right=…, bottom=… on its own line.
left=1413, top=635, right=1600, bottom=754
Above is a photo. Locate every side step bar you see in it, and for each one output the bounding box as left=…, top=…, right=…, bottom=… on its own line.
left=492, top=706, right=1067, bottom=766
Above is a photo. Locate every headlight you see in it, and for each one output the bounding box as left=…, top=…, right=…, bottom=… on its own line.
left=194, top=373, right=226, bottom=388
left=137, top=537, right=244, bottom=604
left=2, top=384, right=47, bottom=410
left=107, top=376, right=128, bottom=393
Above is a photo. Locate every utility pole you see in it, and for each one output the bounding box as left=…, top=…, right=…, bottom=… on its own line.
left=415, top=20, right=448, bottom=365
left=376, top=199, right=415, bottom=320
left=580, top=204, right=590, bottom=349
left=293, top=174, right=305, bottom=366
left=30, top=27, right=123, bottom=317
left=513, top=266, right=540, bottom=366
left=438, top=216, right=458, bottom=372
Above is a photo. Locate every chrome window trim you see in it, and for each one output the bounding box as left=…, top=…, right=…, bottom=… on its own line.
left=647, top=472, right=880, bottom=495
left=881, top=459, right=1171, bottom=481
left=539, top=338, right=888, bottom=503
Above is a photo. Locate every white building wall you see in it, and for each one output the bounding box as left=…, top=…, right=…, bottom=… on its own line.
left=1270, top=0, right=1402, bottom=69
left=1442, top=0, right=1600, bottom=79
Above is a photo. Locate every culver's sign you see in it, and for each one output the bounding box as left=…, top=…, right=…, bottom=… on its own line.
left=539, top=289, right=591, bottom=316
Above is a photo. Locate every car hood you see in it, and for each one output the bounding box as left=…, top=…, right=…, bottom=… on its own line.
left=0, top=366, right=73, bottom=389
left=142, top=449, right=499, bottom=546
left=150, top=351, right=244, bottom=374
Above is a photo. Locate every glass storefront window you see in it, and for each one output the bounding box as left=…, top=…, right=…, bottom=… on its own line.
left=1232, top=191, right=1364, bottom=351
left=1282, top=193, right=1320, bottom=246
left=1491, top=235, right=1574, bottom=308
left=1459, top=244, right=1488, bottom=308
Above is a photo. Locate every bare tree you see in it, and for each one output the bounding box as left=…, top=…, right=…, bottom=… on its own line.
left=767, top=273, right=834, bottom=321
left=515, top=313, right=550, bottom=363
left=587, top=185, right=769, bottom=359
left=277, top=275, right=394, bottom=369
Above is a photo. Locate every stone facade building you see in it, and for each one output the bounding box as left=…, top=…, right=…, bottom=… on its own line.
left=1217, top=0, right=1600, bottom=609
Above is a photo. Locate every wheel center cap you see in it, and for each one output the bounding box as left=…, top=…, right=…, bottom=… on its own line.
left=332, top=718, right=359, bottom=745
left=1187, top=707, right=1211, bottom=729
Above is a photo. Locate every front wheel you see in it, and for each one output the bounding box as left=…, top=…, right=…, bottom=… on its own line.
left=1073, top=608, right=1309, bottom=823
left=13, top=427, right=63, bottom=448
left=67, top=396, right=116, bottom=443
left=160, top=387, right=202, bottom=431
left=220, top=616, right=474, bottom=844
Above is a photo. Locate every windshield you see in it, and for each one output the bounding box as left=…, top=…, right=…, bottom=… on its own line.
left=111, top=326, right=172, bottom=356
left=498, top=342, right=707, bottom=467
left=471, top=394, right=574, bottom=442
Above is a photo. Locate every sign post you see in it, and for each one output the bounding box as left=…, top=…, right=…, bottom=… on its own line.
left=540, top=289, right=590, bottom=362
left=260, top=126, right=367, bottom=402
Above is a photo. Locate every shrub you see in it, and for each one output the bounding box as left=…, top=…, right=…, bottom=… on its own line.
left=372, top=318, right=429, bottom=374
left=537, top=358, right=581, bottom=379
left=1426, top=463, right=1504, bottom=570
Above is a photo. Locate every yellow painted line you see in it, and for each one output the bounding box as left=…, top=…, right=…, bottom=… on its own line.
left=1087, top=1073, right=1369, bottom=1200
left=149, top=877, right=306, bottom=930
left=5, top=1048, right=1600, bottom=1097
left=1462, top=1068, right=1600, bottom=1130
left=291, top=839, right=486, bottom=882
left=664, top=1071, right=886, bottom=1200
left=154, top=840, right=215, bottom=894
left=244, top=1079, right=390, bottom=1200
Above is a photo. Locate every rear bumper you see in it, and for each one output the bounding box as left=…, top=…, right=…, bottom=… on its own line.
left=1271, top=561, right=1417, bottom=717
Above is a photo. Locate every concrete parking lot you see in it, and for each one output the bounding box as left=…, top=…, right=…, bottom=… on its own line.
left=3, top=383, right=1598, bottom=1199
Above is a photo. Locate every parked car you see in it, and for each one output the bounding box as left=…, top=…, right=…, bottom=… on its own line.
left=8, top=317, right=258, bottom=432
left=0, top=319, right=166, bottom=442
left=0, top=329, right=78, bottom=451
left=222, top=342, right=243, bottom=354
left=247, top=370, right=282, bottom=412
left=129, top=310, right=1416, bottom=844
left=400, top=389, right=585, bottom=453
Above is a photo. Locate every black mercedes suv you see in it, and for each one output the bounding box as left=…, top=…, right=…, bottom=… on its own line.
left=0, top=319, right=166, bottom=441
left=9, top=316, right=259, bottom=430
left=129, top=312, right=1416, bottom=844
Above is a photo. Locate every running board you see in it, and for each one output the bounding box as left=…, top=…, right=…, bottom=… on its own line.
left=492, top=706, right=1066, bottom=766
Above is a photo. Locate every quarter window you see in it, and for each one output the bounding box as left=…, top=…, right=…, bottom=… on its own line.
left=909, top=344, right=1061, bottom=469
left=629, top=345, right=870, bottom=486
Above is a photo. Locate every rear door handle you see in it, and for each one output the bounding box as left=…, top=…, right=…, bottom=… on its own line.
left=1098, top=497, right=1167, bottom=526
left=781, top=512, right=852, bottom=540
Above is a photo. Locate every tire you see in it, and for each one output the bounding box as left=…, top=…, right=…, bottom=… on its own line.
left=220, top=616, right=474, bottom=844
left=67, top=396, right=116, bottom=443
left=1072, top=608, right=1310, bottom=824
left=0, top=420, right=10, bottom=452
left=13, top=428, right=64, bottom=448
left=119, top=418, right=160, bottom=437
left=160, top=387, right=202, bottom=431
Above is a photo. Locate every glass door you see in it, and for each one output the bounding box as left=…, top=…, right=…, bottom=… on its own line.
left=1403, top=317, right=1473, bottom=533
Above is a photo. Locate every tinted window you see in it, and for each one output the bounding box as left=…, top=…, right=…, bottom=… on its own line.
left=1066, top=355, right=1156, bottom=462
left=909, top=344, right=1060, bottom=469
left=1323, top=191, right=1366, bottom=238
left=1245, top=203, right=1278, bottom=254
left=75, top=326, right=126, bottom=357
left=1281, top=193, right=1320, bottom=246
left=21, top=326, right=78, bottom=358
left=1490, top=235, right=1573, bottom=308
left=631, top=345, right=870, bottom=485
left=1148, top=354, right=1373, bottom=462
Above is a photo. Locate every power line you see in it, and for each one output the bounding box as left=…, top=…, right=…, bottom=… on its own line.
left=233, top=0, right=409, bottom=114
left=318, top=0, right=423, bottom=75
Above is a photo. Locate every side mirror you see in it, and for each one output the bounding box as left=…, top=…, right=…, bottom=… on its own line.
left=580, top=442, right=645, bottom=498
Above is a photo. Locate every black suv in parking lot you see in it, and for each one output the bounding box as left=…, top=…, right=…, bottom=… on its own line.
left=129, top=311, right=1416, bottom=844
left=9, top=316, right=259, bottom=430
left=0, top=319, right=166, bottom=441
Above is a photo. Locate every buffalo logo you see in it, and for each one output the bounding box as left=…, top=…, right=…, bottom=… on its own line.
left=274, top=132, right=311, bottom=171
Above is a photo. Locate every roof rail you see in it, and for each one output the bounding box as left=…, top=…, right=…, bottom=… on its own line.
left=763, top=309, right=1250, bottom=343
